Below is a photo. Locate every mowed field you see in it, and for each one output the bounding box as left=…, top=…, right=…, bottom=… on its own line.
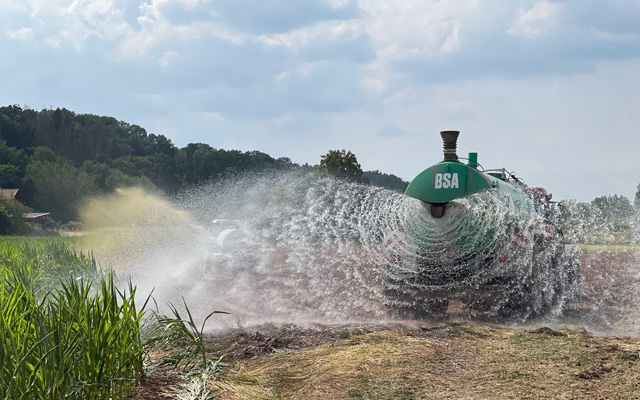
left=136, top=323, right=640, bottom=400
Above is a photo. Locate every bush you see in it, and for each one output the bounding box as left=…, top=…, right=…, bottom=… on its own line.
left=0, top=197, right=31, bottom=235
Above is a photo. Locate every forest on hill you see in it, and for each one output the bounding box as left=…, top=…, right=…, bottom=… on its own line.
left=0, top=105, right=407, bottom=227
left=1, top=104, right=637, bottom=244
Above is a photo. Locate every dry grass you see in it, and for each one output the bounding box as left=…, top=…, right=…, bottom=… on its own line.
left=208, top=324, right=640, bottom=400
left=578, top=244, right=640, bottom=254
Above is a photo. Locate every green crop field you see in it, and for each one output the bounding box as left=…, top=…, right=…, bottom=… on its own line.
left=0, top=237, right=147, bottom=399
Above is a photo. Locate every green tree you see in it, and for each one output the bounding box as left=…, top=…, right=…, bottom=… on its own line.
left=319, top=149, right=368, bottom=184
left=0, top=140, right=28, bottom=188
left=363, top=170, right=408, bottom=192
left=0, top=104, right=36, bottom=149
left=591, top=194, right=634, bottom=232
left=81, top=160, right=156, bottom=193
left=27, top=156, right=98, bottom=222
left=0, top=197, right=31, bottom=234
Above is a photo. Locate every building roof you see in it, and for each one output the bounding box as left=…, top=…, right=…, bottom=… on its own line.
left=23, top=212, right=50, bottom=220
left=0, top=189, right=21, bottom=199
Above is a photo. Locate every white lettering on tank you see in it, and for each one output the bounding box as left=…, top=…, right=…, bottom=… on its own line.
left=435, top=173, right=443, bottom=189
left=435, top=173, right=459, bottom=189
left=443, top=173, right=451, bottom=188
left=451, top=173, right=459, bottom=188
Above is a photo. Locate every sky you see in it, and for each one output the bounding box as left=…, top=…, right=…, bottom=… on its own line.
left=1, top=0, right=640, bottom=202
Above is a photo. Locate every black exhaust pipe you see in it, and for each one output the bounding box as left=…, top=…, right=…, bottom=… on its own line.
left=441, top=130, right=459, bottom=161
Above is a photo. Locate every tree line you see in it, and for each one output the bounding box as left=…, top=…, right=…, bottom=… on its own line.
left=557, top=194, right=638, bottom=244
left=3, top=104, right=635, bottom=243
left=0, top=105, right=407, bottom=229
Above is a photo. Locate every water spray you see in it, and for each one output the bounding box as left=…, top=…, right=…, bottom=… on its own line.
left=78, top=133, right=640, bottom=336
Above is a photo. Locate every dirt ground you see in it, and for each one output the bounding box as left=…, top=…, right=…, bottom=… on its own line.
left=134, top=322, right=640, bottom=400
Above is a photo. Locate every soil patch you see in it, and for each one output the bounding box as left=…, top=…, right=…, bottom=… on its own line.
left=205, top=322, right=412, bottom=361
left=200, top=323, right=640, bottom=400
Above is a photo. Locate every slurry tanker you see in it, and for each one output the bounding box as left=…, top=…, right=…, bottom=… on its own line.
left=199, top=130, right=580, bottom=321
left=383, top=131, right=580, bottom=320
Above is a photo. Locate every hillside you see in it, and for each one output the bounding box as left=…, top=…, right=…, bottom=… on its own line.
left=0, top=105, right=407, bottom=224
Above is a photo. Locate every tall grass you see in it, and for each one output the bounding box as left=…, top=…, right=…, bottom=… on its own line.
left=0, top=241, right=147, bottom=399
left=146, top=298, right=226, bottom=372
left=145, top=298, right=227, bottom=400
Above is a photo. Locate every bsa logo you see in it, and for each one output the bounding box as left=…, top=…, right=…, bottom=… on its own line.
left=435, top=173, right=459, bottom=189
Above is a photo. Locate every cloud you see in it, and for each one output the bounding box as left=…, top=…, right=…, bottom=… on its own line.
left=377, top=123, right=406, bottom=137
left=7, top=0, right=640, bottom=103
left=26, top=0, right=131, bottom=50
left=0, top=0, right=28, bottom=12
left=6, top=27, right=33, bottom=40
left=211, top=0, right=360, bottom=33
left=563, top=0, right=640, bottom=36
left=191, top=60, right=366, bottom=119
left=258, top=20, right=376, bottom=63
left=377, top=0, right=640, bottom=86
left=357, top=0, right=481, bottom=60
left=115, top=1, right=245, bottom=59
left=158, top=50, right=177, bottom=67
left=508, top=1, right=563, bottom=39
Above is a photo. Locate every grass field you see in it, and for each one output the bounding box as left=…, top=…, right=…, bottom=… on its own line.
left=0, top=236, right=147, bottom=399
left=579, top=244, right=640, bottom=254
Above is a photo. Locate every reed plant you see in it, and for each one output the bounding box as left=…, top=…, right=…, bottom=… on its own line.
left=145, top=298, right=227, bottom=400
left=0, top=241, right=147, bottom=399
left=146, top=298, right=227, bottom=372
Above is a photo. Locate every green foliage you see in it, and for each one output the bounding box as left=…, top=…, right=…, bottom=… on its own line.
left=0, top=105, right=415, bottom=227
left=146, top=298, right=227, bottom=372
left=0, top=241, right=147, bottom=399
left=558, top=200, right=607, bottom=244
left=559, top=195, right=636, bottom=244
left=591, top=194, right=634, bottom=232
left=82, top=160, right=156, bottom=193
left=31, top=145, right=57, bottom=163
left=363, top=170, right=408, bottom=192
left=27, top=154, right=98, bottom=223
left=0, top=104, right=36, bottom=149
left=0, top=140, right=28, bottom=187
left=0, top=197, right=31, bottom=235
left=319, top=149, right=368, bottom=184
left=31, top=107, right=176, bottom=163
left=144, top=299, right=227, bottom=400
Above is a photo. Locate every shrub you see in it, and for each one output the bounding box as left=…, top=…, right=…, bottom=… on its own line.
left=0, top=196, right=31, bottom=234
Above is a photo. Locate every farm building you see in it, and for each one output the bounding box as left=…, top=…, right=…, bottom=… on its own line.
left=0, top=188, right=24, bottom=202
left=23, top=212, right=51, bottom=224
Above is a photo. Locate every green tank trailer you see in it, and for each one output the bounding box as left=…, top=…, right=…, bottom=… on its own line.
left=384, top=131, right=580, bottom=320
